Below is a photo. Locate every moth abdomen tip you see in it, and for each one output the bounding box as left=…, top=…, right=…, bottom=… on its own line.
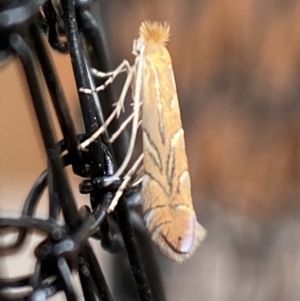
left=149, top=215, right=206, bottom=263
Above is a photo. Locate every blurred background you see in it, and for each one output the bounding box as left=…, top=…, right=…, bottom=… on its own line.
left=2, top=0, right=300, bottom=300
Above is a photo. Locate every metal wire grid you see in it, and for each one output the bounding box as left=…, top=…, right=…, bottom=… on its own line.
left=0, top=0, right=166, bottom=300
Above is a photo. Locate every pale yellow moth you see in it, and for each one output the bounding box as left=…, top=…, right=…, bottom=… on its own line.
left=136, top=22, right=206, bottom=262
left=79, top=21, right=206, bottom=263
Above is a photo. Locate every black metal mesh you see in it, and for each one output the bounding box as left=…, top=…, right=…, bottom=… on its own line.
left=0, top=1, right=165, bottom=300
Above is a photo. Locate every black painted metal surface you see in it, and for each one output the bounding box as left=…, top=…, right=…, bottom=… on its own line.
left=0, top=1, right=165, bottom=300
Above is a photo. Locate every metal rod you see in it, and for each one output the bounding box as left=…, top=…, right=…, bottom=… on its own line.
left=78, top=10, right=128, bottom=166
left=116, top=200, right=154, bottom=301
left=78, top=254, right=100, bottom=301
left=76, top=6, right=155, bottom=301
left=29, top=23, right=85, bottom=176
left=61, top=0, right=108, bottom=218
left=85, top=242, right=114, bottom=301
left=9, top=32, right=79, bottom=230
left=58, top=257, right=78, bottom=301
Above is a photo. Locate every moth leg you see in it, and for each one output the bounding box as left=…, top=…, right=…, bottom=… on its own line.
left=91, top=69, right=123, bottom=78
left=92, top=61, right=133, bottom=117
left=109, top=105, right=142, bottom=143
left=82, top=52, right=143, bottom=196
left=80, top=66, right=135, bottom=150
left=107, top=153, right=144, bottom=213
left=92, top=59, right=131, bottom=90
left=108, top=52, right=143, bottom=181
left=79, top=60, right=132, bottom=94
left=131, top=164, right=144, bottom=188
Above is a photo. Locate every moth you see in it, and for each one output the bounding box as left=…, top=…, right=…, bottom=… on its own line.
left=80, top=21, right=206, bottom=263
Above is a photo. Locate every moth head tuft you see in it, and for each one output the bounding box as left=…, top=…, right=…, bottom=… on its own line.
left=139, top=21, right=170, bottom=45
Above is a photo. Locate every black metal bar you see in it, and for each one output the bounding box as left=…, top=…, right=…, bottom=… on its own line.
left=47, top=164, right=61, bottom=220
left=0, top=217, right=63, bottom=235
left=131, top=211, right=167, bottom=301
left=0, top=170, right=47, bottom=253
left=75, top=5, right=155, bottom=301
left=30, top=260, right=42, bottom=290
left=61, top=1, right=108, bottom=225
left=22, top=170, right=48, bottom=216
left=85, top=242, right=114, bottom=301
left=57, top=257, right=78, bottom=301
left=0, top=276, right=30, bottom=289
left=77, top=253, right=100, bottom=301
left=78, top=9, right=128, bottom=166
left=0, top=0, right=47, bottom=32
left=42, top=0, right=69, bottom=53
left=29, top=24, right=86, bottom=176
left=61, top=0, right=102, bottom=136
left=9, top=32, right=79, bottom=231
left=116, top=200, right=154, bottom=301
left=78, top=256, right=102, bottom=301
left=0, top=2, right=163, bottom=301
left=77, top=244, right=115, bottom=301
